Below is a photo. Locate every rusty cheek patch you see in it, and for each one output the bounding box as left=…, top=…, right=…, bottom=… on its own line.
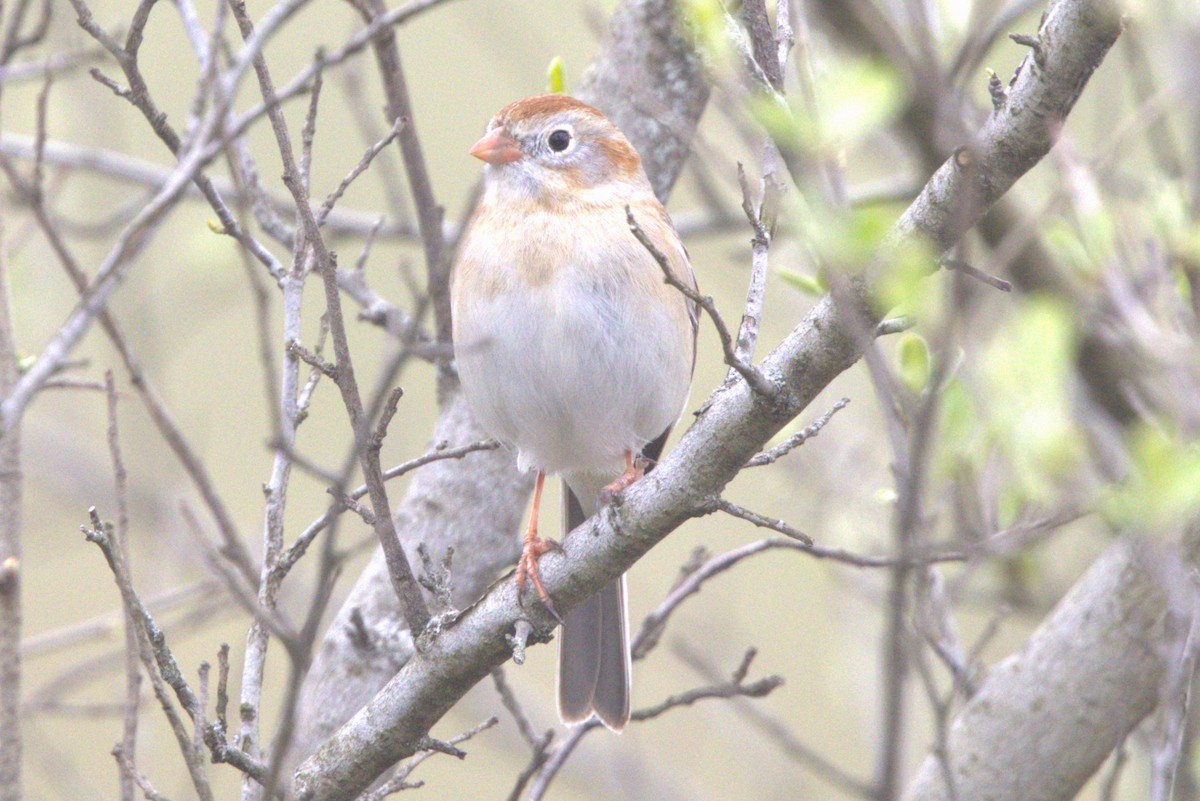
left=596, top=137, right=641, bottom=180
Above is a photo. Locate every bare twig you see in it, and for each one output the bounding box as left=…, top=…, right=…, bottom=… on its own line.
left=677, top=643, right=876, bottom=798
left=910, top=631, right=962, bottom=801
left=490, top=668, right=541, bottom=747
left=493, top=666, right=558, bottom=801
left=0, top=46, right=105, bottom=83
left=298, top=59, right=324, bottom=193
left=638, top=648, right=782, bottom=719
left=0, top=212, right=23, bottom=801
left=237, top=86, right=310, bottom=794
left=82, top=509, right=217, bottom=801
left=505, top=730, right=555, bottom=801
left=876, top=317, right=916, bottom=337
left=216, top=644, right=230, bottom=735
left=317, top=116, right=406, bottom=225
left=731, top=162, right=773, bottom=374
left=21, top=580, right=219, bottom=658
left=272, top=439, right=498, bottom=582
left=1098, top=739, right=1128, bottom=801
left=714, top=500, right=971, bottom=567
left=529, top=649, right=783, bottom=800
left=356, top=716, right=498, bottom=801
left=105, top=372, right=141, bottom=801
left=347, top=0, right=451, bottom=350
left=112, top=744, right=172, bottom=801
left=1149, top=597, right=1200, bottom=801
left=744, top=397, right=850, bottom=467
left=83, top=510, right=201, bottom=721
left=627, top=205, right=778, bottom=397
left=940, top=257, right=1013, bottom=292
left=631, top=538, right=795, bottom=660
left=195, top=662, right=210, bottom=755
left=948, top=0, right=1044, bottom=83
left=228, top=0, right=430, bottom=645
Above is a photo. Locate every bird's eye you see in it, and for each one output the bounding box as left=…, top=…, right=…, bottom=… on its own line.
left=547, top=127, right=573, bottom=153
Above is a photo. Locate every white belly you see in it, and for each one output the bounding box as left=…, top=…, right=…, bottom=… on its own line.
left=454, top=270, right=690, bottom=477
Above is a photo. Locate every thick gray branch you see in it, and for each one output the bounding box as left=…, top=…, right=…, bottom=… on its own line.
left=902, top=539, right=1185, bottom=801
left=291, top=1, right=1120, bottom=796
left=578, top=0, right=710, bottom=200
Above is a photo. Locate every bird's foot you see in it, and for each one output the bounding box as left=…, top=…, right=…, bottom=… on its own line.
left=516, top=534, right=562, bottom=623
left=598, top=455, right=648, bottom=508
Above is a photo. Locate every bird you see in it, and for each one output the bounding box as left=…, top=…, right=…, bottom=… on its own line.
left=449, top=94, right=697, bottom=731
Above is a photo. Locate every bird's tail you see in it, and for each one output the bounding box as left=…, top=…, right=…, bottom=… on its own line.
left=555, top=429, right=671, bottom=731
left=557, top=483, right=631, bottom=731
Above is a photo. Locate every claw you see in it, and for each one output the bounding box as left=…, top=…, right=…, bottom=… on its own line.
left=598, top=450, right=647, bottom=509
left=516, top=536, right=562, bottom=623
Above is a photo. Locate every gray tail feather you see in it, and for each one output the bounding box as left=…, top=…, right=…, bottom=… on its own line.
left=555, top=429, right=670, bottom=731
left=557, top=486, right=631, bottom=731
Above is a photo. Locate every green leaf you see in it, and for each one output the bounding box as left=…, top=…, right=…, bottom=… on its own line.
left=1150, top=180, right=1200, bottom=265
left=896, top=333, right=930, bottom=394
left=1042, top=218, right=1096, bottom=279
left=935, top=378, right=978, bottom=466
left=546, top=56, right=565, bottom=94
left=748, top=94, right=809, bottom=151
left=778, top=268, right=825, bottom=296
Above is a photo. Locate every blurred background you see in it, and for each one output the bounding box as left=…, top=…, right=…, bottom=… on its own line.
left=1, top=0, right=1197, bottom=798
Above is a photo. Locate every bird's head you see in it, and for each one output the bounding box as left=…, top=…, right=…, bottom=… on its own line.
left=470, top=94, right=649, bottom=206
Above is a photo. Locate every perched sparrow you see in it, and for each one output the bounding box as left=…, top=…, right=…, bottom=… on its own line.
left=450, top=94, right=697, bottom=731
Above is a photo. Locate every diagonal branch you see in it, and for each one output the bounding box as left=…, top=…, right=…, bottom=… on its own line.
left=291, top=1, right=1122, bottom=797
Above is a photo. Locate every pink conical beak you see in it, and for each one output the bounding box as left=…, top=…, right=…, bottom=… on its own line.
left=470, top=129, right=523, bottom=165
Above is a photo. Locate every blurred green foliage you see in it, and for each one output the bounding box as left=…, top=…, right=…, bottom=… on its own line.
left=1105, top=426, right=1200, bottom=531
left=749, top=60, right=903, bottom=155
left=874, top=232, right=940, bottom=318
left=981, top=297, right=1085, bottom=511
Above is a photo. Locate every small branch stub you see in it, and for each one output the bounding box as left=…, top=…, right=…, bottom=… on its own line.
left=507, top=619, right=535, bottom=665
left=0, top=556, right=17, bottom=594
left=1009, top=32, right=1046, bottom=66
left=941, top=257, right=1013, bottom=292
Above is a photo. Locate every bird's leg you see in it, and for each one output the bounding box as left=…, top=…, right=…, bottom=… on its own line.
left=515, top=470, right=562, bottom=622
left=598, top=449, right=647, bottom=508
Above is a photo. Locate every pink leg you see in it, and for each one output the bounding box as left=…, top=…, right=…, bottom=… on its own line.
left=515, top=471, right=561, bottom=621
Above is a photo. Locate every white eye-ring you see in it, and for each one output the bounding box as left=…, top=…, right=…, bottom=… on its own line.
left=546, top=124, right=575, bottom=154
